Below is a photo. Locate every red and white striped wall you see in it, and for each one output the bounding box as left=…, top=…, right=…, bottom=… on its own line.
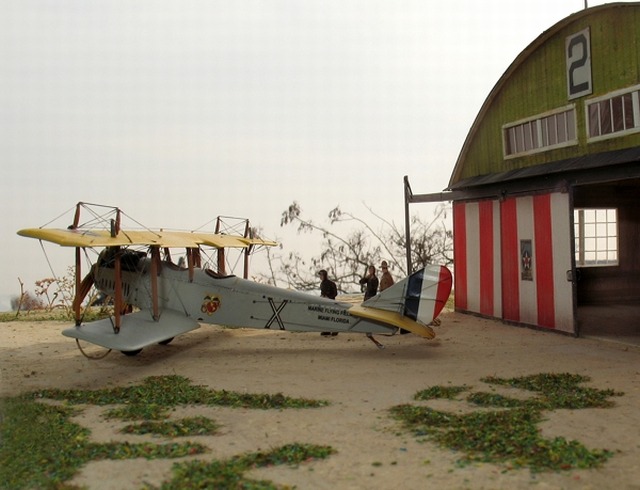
left=453, top=192, right=574, bottom=333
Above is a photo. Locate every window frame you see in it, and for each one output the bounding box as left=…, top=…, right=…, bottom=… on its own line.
left=503, top=105, right=578, bottom=158
left=574, top=207, right=619, bottom=267
left=585, top=84, right=640, bottom=142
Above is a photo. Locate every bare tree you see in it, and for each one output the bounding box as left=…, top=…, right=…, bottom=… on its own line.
left=11, top=277, right=46, bottom=316
left=259, top=202, right=452, bottom=293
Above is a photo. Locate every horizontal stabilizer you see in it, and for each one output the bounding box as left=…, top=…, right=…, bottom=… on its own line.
left=62, top=310, right=199, bottom=351
left=348, top=305, right=435, bottom=339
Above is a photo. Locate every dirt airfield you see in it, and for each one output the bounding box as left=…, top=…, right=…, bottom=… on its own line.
left=2, top=310, right=640, bottom=490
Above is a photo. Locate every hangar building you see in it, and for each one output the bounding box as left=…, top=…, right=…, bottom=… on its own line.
left=407, top=3, right=640, bottom=342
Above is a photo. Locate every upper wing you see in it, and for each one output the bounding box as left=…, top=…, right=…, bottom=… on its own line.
left=17, top=228, right=277, bottom=249
left=192, top=232, right=278, bottom=249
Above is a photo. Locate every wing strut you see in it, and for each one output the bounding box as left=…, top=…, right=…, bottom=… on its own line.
left=72, top=265, right=95, bottom=325
left=186, top=247, right=200, bottom=282
left=149, top=246, right=160, bottom=321
left=113, top=247, right=123, bottom=333
left=243, top=220, right=252, bottom=279
left=74, top=247, right=82, bottom=324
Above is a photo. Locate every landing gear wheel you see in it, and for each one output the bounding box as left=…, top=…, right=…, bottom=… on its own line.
left=158, top=337, right=174, bottom=346
left=121, top=348, right=143, bottom=356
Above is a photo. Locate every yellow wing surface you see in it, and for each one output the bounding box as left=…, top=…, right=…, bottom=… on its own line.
left=348, top=304, right=436, bottom=339
left=17, top=228, right=277, bottom=249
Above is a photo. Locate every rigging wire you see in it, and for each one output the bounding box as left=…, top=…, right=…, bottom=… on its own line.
left=39, top=203, right=78, bottom=229
left=37, top=239, right=71, bottom=307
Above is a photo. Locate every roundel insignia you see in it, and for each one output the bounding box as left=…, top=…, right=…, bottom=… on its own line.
left=201, top=295, right=221, bottom=315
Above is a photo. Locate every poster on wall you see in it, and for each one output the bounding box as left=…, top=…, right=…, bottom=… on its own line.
left=521, top=239, right=533, bottom=281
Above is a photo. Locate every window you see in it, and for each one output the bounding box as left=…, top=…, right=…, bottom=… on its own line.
left=586, top=86, right=640, bottom=140
left=574, top=208, right=618, bottom=267
left=504, top=107, right=577, bottom=157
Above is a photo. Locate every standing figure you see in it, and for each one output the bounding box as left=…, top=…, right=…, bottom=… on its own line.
left=379, top=260, right=394, bottom=292
left=359, top=265, right=379, bottom=301
left=318, top=269, right=337, bottom=299
left=319, top=269, right=338, bottom=336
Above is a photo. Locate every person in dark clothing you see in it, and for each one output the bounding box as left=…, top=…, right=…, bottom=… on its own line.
left=359, top=265, right=379, bottom=300
left=318, top=269, right=338, bottom=299
left=318, top=269, right=338, bottom=336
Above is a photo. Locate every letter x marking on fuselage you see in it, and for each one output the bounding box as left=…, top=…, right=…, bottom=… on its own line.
left=265, top=298, right=288, bottom=330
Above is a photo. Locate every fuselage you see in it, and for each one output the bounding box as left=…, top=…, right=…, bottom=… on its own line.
left=93, top=253, right=395, bottom=335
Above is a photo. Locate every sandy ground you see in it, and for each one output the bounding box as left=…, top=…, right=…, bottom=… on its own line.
left=2, top=311, right=640, bottom=490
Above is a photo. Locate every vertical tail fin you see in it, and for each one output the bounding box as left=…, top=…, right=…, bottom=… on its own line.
left=363, top=265, right=452, bottom=325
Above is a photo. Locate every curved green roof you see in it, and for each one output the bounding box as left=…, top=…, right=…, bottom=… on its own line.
left=449, top=2, right=640, bottom=189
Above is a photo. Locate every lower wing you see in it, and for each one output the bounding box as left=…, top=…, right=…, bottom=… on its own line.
left=62, top=310, right=199, bottom=352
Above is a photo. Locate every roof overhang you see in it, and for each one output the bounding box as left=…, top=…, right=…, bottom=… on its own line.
left=409, top=146, right=640, bottom=203
left=450, top=146, right=640, bottom=190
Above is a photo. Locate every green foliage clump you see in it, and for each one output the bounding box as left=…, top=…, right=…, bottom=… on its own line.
left=390, top=373, right=623, bottom=473
left=147, top=443, right=334, bottom=489
left=414, top=385, right=469, bottom=401
left=105, top=403, right=171, bottom=421
left=0, top=307, right=112, bottom=323
left=2, top=375, right=333, bottom=489
left=466, top=391, right=533, bottom=408
left=0, top=396, right=87, bottom=488
left=389, top=405, right=461, bottom=436
left=29, top=375, right=329, bottom=415
left=122, top=417, right=220, bottom=437
left=482, top=373, right=624, bottom=409
left=0, top=396, right=206, bottom=489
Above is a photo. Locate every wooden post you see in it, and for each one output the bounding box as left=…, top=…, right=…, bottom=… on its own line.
left=404, top=176, right=413, bottom=274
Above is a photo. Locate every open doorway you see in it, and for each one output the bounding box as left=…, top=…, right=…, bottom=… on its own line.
left=574, top=180, right=640, bottom=345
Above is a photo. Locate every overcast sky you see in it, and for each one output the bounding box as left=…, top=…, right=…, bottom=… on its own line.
left=0, top=0, right=621, bottom=306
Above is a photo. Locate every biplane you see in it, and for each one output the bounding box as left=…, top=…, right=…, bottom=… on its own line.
left=18, top=202, right=452, bottom=356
